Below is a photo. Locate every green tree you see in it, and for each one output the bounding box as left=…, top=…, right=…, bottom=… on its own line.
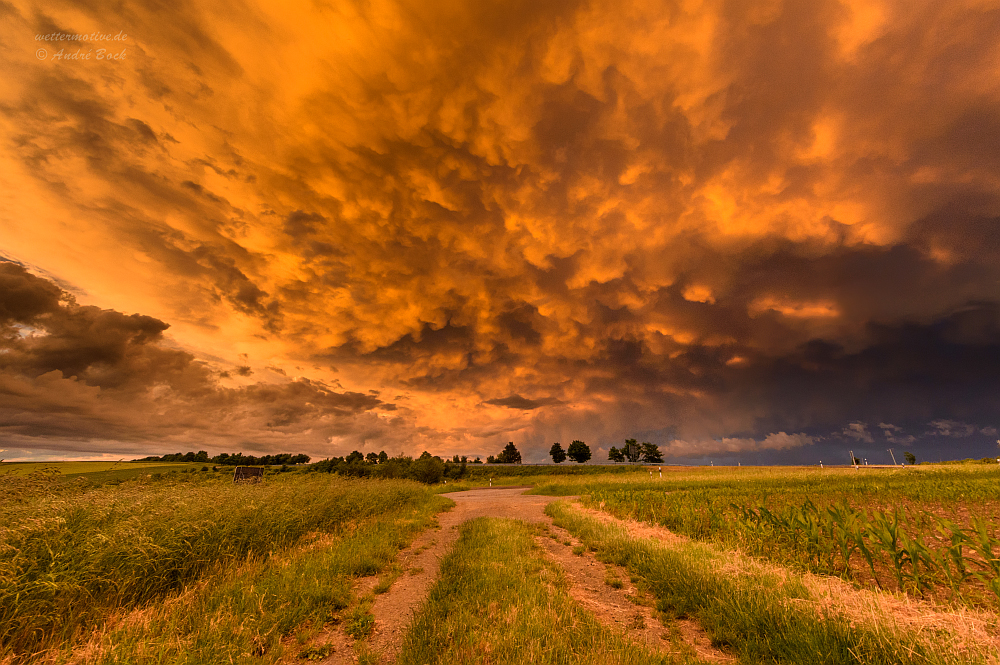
left=194, top=450, right=209, bottom=462
left=496, top=442, right=522, bottom=464
left=608, top=446, right=625, bottom=462
left=624, top=438, right=641, bottom=463
left=549, top=442, right=567, bottom=464
left=903, top=451, right=916, bottom=465
left=640, top=442, right=663, bottom=463
left=346, top=450, right=364, bottom=463
left=366, top=452, right=379, bottom=464
left=567, top=440, right=591, bottom=463
left=377, top=450, right=388, bottom=464
left=410, top=452, right=444, bottom=483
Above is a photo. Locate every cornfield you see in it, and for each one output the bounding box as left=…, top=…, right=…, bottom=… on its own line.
left=588, top=481, right=1000, bottom=603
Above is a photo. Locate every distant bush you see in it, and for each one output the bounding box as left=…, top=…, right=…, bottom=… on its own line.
left=308, top=452, right=656, bottom=482
left=310, top=451, right=466, bottom=484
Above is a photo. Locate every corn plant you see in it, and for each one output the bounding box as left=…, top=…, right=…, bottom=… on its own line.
left=586, top=469, right=1000, bottom=604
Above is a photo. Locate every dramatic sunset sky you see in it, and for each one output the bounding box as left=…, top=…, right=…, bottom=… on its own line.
left=1, top=0, right=999, bottom=463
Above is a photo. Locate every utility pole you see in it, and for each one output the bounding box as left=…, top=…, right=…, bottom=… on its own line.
left=888, top=449, right=898, bottom=466
left=850, top=450, right=857, bottom=469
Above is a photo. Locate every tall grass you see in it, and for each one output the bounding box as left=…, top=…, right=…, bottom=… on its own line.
left=58, top=496, right=451, bottom=665
left=397, top=517, right=684, bottom=665
left=534, top=466, right=1000, bottom=603
left=576, top=477, right=1000, bottom=604
left=547, top=501, right=984, bottom=665
left=0, top=473, right=436, bottom=660
left=531, top=465, right=1000, bottom=502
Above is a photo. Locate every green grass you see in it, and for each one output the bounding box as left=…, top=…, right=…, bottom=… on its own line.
left=8, top=464, right=998, bottom=664
left=547, top=500, right=988, bottom=665
left=397, top=517, right=687, bottom=665
left=0, top=461, right=206, bottom=480
left=432, top=476, right=539, bottom=493
left=529, top=464, right=1000, bottom=501
left=532, top=466, right=1000, bottom=603
left=460, top=465, right=650, bottom=479
left=58, top=495, right=450, bottom=664
left=0, top=473, right=442, bottom=660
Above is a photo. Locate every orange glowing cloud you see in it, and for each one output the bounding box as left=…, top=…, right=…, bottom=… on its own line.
left=2, top=0, right=1000, bottom=462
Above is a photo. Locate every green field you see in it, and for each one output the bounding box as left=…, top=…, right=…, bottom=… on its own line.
left=2, top=463, right=998, bottom=664
left=0, top=460, right=212, bottom=483
left=532, top=465, right=1000, bottom=605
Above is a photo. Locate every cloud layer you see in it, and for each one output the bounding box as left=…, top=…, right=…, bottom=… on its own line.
left=1, top=0, right=999, bottom=461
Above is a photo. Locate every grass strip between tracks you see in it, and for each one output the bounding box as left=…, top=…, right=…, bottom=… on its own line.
left=398, top=516, right=698, bottom=665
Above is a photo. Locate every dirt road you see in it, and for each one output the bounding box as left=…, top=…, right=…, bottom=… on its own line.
left=366, top=487, right=567, bottom=660
left=357, top=486, right=728, bottom=663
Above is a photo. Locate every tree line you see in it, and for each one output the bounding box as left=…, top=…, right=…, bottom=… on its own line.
left=134, top=451, right=311, bottom=465
left=309, top=451, right=471, bottom=484
left=137, top=438, right=667, bottom=478
left=486, top=438, right=665, bottom=465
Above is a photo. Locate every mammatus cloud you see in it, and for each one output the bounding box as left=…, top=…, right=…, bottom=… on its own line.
left=1, top=0, right=999, bottom=461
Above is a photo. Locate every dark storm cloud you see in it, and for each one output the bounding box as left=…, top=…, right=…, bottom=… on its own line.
left=0, top=262, right=63, bottom=323
left=0, top=263, right=387, bottom=452
left=483, top=395, right=563, bottom=410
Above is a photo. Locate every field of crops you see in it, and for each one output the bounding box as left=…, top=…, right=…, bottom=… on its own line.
left=0, top=466, right=445, bottom=664
left=543, top=466, right=1000, bottom=605
left=5, top=461, right=1000, bottom=664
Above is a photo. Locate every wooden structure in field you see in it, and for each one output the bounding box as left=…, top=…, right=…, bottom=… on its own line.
left=232, top=466, right=264, bottom=484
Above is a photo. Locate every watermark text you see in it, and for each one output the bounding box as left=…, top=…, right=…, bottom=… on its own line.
left=35, top=30, right=127, bottom=42
left=36, top=47, right=127, bottom=62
